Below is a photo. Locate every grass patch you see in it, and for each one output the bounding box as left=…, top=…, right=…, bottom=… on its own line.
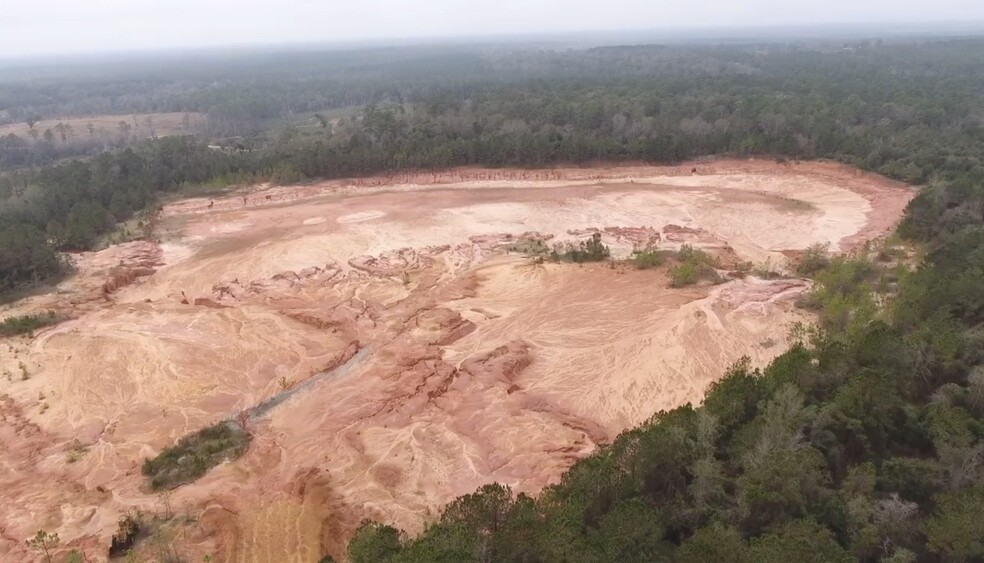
left=142, top=422, right=250, bottom=490
left=550, top=233, right=611, bottom=263
left=668, top=244, right=723, bottom=287
left=0, top=310, right=65, bottom=337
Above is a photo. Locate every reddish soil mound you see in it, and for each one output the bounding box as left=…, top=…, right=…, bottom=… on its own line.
left=102, top=267, right=158, bottom=297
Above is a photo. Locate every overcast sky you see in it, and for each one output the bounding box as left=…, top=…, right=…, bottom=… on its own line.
left=2, top=0, right=983, bottom=57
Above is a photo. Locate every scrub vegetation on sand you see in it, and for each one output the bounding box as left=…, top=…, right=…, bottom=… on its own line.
left=0, top=311, right=64, bottom=337
left=668, top=244, right=723, bottom=287
left=550, top=233, right=611, bottom=263
left=631, top=246, right=671, bottom=270
left=142, top=422, right=250, bottom=490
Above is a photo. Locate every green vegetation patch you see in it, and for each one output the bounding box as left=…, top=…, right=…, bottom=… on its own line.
left=631, top=246, right=672, bottom=269
left=797, top=249, right=879, bottom=336
left=668, top=244, right=723, bottom=287
left=504, top=236, right=551, bottom=257
left=550, top=233, right=611, bottom=263
left=0, top=224, right=70, bottom=298
left=142, top=422, right=250, bottom=490
left=0, top=310, right=65, bottom=337
left=796, top=242, right=833, bottom=276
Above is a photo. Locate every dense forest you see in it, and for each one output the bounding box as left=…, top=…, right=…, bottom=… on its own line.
left=3, top=36, right=984, bottom=561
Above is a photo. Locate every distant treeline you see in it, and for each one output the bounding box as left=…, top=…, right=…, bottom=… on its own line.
left=4, top=39, right=984, bottom=291
left=2, top=38, right=984, bottom=168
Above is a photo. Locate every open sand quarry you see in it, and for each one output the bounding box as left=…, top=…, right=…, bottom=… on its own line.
left=0, top=160, right=912, bottom=561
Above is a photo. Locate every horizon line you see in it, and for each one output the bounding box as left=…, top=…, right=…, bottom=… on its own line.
left=4, top=19, right=984, bottom=64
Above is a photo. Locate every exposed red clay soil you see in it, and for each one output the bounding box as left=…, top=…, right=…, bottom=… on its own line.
left=0, top=160, right=913, bottom=561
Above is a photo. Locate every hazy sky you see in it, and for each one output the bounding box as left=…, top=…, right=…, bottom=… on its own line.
left=2, top=0, right=983, bottom=57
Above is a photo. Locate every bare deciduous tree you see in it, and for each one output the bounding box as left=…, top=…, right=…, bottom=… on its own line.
left=156, top=490, right=174, bottom=519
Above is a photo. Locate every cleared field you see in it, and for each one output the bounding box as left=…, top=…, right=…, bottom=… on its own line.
left=0, top=160, right=912, bottom=561
left=0, top=112, right=205, bottom=140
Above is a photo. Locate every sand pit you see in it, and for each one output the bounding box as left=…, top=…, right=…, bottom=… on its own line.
left=0, top=160, right=912, bottom=561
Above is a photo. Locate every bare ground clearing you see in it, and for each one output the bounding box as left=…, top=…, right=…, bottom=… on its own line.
left=0, top=160, right=912, bottom=561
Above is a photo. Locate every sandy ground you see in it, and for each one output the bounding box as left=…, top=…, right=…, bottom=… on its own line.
left=0, top=160, right=912, bottom=561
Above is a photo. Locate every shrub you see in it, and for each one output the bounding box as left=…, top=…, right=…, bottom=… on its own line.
left=668, top=244, right=722, bottom=287
left=551, top=233, right=610, bottom=263
left=505, top=236, right=550, bottom=256
left=0, top=311, right=64, bottom=337
left=798, top=251, right=877, bottom=335
left=797, top=243, right=832, bottom=276
left=109, top=515, right=141, bottom=558
left=632, top=247, right=669, bottom=269
left=669, top=260, right=700, bottom=287
left=141, top=422, right=250, bottom=490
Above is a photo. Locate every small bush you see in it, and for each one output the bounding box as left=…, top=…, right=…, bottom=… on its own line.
left=632, top=247, right=670, bottom=269
left=669, top=261, right=699, bottom=286
left=797, top=251, right=878, bottom=335
left=65, top=440, right=89, bottom=464
left=797, top=243, right=832, bottom=276
left=733, top=261, right=754, bottom=277
left=505, top=236, right=551, bottom=256
left=813, top=253, right=874, bottom=296
left=142, top=422, right=250, bottom=490
left=109, top=515, right=141, bottom=558
left=668, top=244, right=722, bottom=287
left=676, top=244, right=710, bottom=263
left=0, top=311, right=64, bottom=337
left=551, top=233, right=610, bottom=263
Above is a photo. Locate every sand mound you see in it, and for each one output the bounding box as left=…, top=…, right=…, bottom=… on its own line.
left=0, top=161, right=912, bottom=561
